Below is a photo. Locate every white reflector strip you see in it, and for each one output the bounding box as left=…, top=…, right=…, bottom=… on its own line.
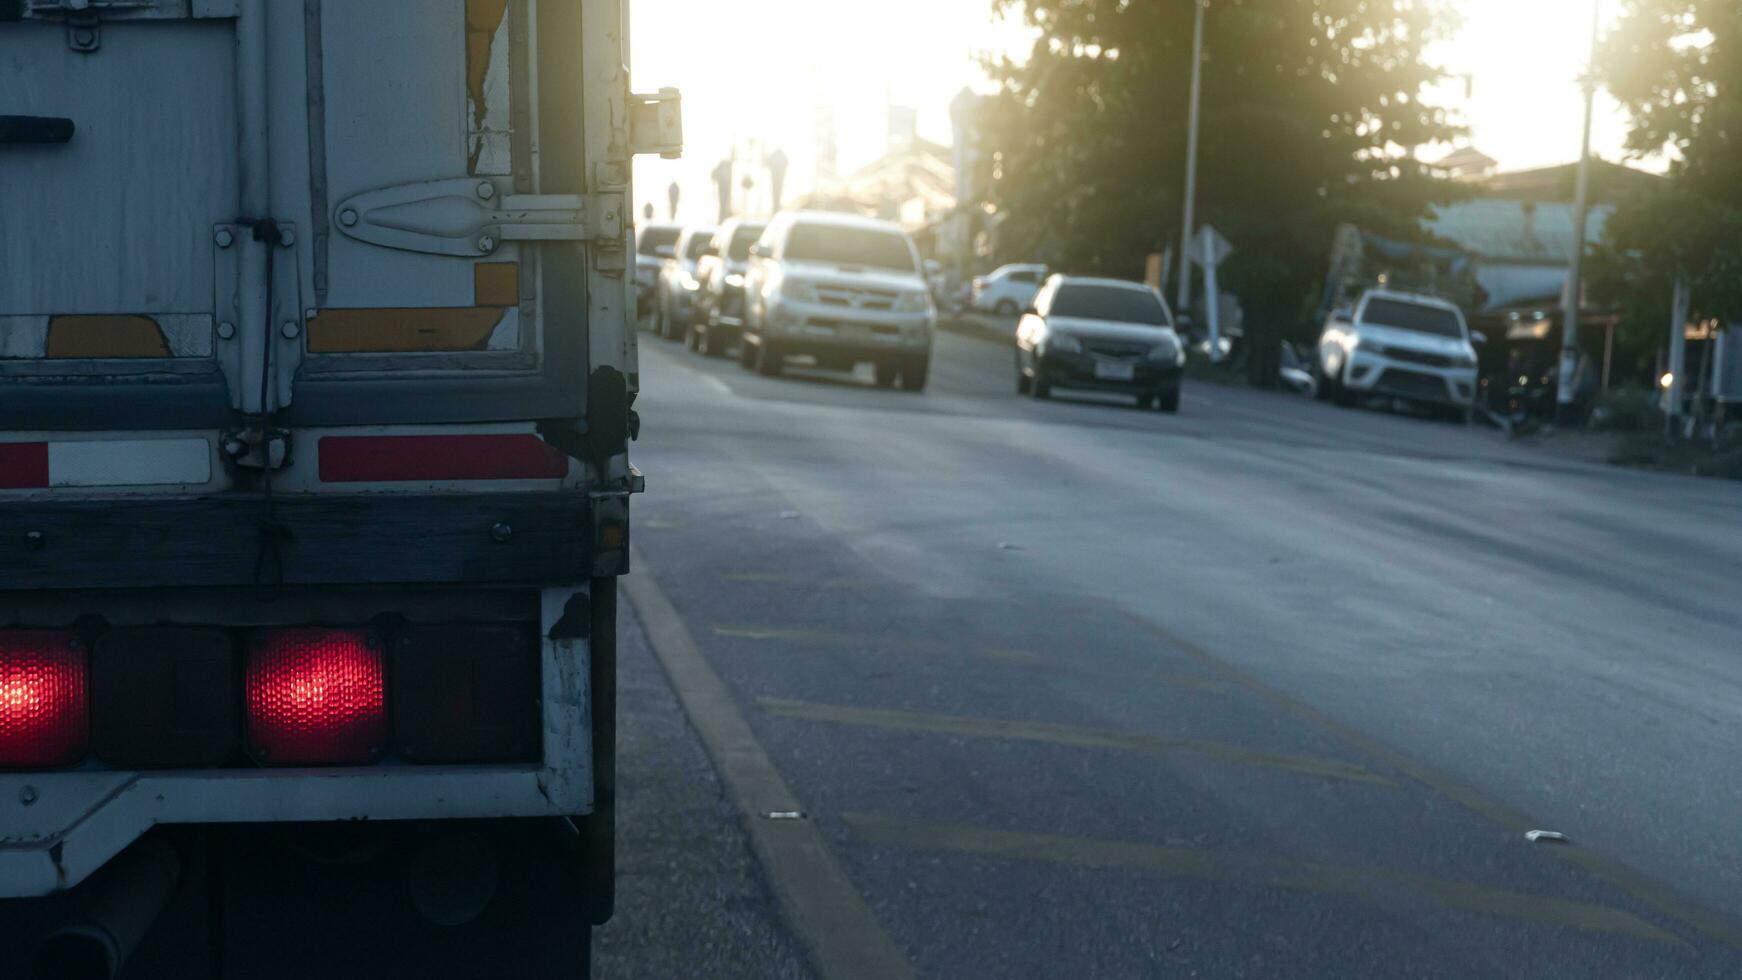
left=47, top=439, right=211, bottom=487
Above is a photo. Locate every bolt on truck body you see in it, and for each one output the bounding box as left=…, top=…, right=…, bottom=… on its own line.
left=0, top=1, right=678, bottom=974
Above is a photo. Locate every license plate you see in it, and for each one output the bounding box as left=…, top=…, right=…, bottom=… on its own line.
left=1094, top=361, right=1135, bottom=381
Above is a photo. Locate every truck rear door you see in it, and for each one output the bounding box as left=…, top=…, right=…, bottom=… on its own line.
left=1, top=3, right=237, bottom=435
left=2, top=0, right=637, bottom=442
left=290, top=0, right=609, bottom=428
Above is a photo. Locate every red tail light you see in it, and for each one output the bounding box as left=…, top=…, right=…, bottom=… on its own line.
left=245, top=629, right=386, bottom=766
left=0, top=630, right=88, bottom=769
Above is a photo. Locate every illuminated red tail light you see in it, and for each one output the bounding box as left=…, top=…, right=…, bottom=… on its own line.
left=245, top=628, right=386, bottom=766
left=0, top=630, right=88, bottom=769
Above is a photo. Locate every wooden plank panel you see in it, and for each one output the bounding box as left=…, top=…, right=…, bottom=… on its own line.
left=0, top=492, right=594, bottom=590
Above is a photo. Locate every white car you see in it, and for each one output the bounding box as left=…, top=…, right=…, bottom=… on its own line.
left=741, top=212, right=936, bottom=390
left=653, top=225, right=717, bottom=342
left=634, top=222, right=683, bottom=324
left=972, top=263, right=1048, bottom=317
left=1316, top=290, right=1480, bottom=422
left=690, top=218, right=768, bottom=356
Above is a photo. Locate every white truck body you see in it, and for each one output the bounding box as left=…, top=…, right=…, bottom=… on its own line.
left=0, top=0, right=678, bottom=919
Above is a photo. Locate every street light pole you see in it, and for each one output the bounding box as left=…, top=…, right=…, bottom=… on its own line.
left=1557, top=0, right=1601, bottom=425
left=1176, top=0, right=1206, bottom=321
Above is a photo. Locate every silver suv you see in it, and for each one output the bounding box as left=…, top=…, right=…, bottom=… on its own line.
left=740, top=212, right=936, bottom=391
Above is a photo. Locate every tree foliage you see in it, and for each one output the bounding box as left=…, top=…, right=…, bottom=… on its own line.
left=1594, top=1, right=1742, bottom=337
left=980, top=0, right=1462, bottom=338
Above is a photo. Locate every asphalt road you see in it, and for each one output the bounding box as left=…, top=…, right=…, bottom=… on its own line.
left=615, top=324, right=1742, bottom=978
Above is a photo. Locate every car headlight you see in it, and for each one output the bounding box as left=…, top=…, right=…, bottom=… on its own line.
left=1048, top=334, right=1082, bottom=354
left=778, top=278, right=818, bottom=303
left=1148, top=338, right=1178, bottom=361
left=680, top=273, right=701, bottom=292
left=894, top=291, right=930, bottom=314
left=725, top=273, right=746, bottom=289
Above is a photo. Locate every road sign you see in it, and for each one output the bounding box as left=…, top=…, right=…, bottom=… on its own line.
left=1190, top=224, right=1232, bottom=269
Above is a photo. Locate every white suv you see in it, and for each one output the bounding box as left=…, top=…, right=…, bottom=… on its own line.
left=1316, top=289, right=1480, bottom=421
left=741, top=212, right=936, bottom=391
left=972, top=263, right=1048, bottom=317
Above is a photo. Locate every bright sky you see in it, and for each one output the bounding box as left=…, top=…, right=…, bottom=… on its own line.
left=630, top=0, right=1642, bottom=222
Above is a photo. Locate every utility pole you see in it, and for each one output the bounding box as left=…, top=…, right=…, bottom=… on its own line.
left=1557, top=0, right=1601, bottom=425
left=1666, top=278, right=1690, bottom=438
left=1175, top=0, right=1206, bottom=321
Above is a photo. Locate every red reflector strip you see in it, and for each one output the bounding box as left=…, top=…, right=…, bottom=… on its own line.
left=245, top=629, right=386, bottom=766
left=0, top=443, right=49, bottom=489
left=0, top=631, right=88, bottom=769
left=318, top=435, right=570, bottom=483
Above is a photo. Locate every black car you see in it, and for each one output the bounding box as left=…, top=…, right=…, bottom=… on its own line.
left=1014, top=276, right=1187, bottom=411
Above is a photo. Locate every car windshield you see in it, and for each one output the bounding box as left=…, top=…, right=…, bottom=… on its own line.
left=784, top=224, right=916, bottom=273
left=637, top=227, right=681, bottom=256
left=1049, top=284, right=1170, bottom=326
left=1363, top=298, right=1464, bottom=338
left=728, top=225, right=768, bottom=261
left=684, top=233, right=716, bottom=260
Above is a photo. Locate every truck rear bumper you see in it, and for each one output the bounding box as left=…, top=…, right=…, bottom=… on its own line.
left=0, top=764, right=591, bottom=897
left=1, top=575, right=599, bottom=898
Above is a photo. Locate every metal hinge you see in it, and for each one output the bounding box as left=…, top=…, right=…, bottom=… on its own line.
left=629, top=89, right=683, bottom=159
left=333, top=178, right=625, bottom=258
left=23, top=0, right=237, bottom=50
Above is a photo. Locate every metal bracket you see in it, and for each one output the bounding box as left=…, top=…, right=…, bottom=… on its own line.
left=628, top=88, right=683, bottom=160
left=212, top=224, right=244, bottom=410
left=212, top=222, right=303, bottom=413
left=65, top=12, right=99, bottom=52
left=270, top=224, right=305, bottom=410
left=333, top=178, right=624, bottom=258
left=24, top=0, right=235, bottom=48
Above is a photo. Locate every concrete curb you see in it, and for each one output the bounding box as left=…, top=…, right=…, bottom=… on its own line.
left=622, top=546, right=916, bottom=980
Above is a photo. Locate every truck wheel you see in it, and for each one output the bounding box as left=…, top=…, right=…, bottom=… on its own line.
left=1330, top=372, right=1356, bottom=407
left=755, top=342, right=783, bottom=377
left=874, top=363, right=899, bottom=388
left=899, top=359, right=928, bottom=392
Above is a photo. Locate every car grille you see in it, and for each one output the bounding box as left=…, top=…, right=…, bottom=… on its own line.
left=1383, top=347, right=1458, bottom=368
left=1083, top=340, right=1149, bottom=362
left=1376, top=369, right=1450, bottom=400
left=817, top=285, right=898, bottom=311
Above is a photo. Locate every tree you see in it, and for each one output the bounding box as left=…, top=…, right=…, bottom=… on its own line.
left=981, top=0, right=1463, bottom=352
left=1593, top=1, right=1742, bottom=371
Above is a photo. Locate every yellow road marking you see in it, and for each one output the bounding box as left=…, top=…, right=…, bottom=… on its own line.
left=713, top=625, right=853, bottom=644
left=843, top=813, right=1682, bottom=946
left=1119, top=612, right=1742, bottom=950
left=759, top=698, right=1389, bottom=785
left=713, top=626, right=1226, bottom=693
left=721, top=572, right=874, bottom=589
